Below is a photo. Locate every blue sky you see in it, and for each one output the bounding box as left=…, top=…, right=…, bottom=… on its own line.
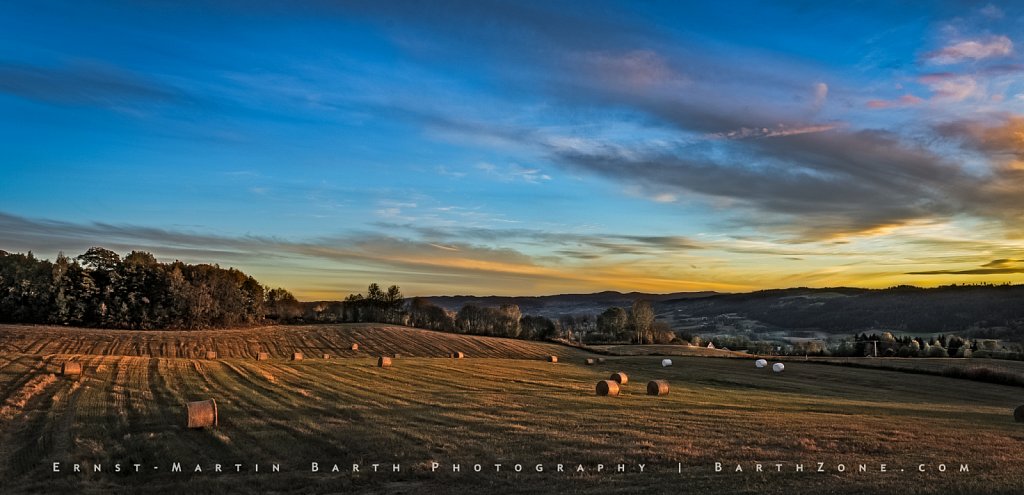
left=2, top=1, right=1024, bottom=298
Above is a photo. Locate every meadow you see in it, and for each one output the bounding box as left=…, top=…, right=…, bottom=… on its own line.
left=1, top=324, right=1023, bottom=494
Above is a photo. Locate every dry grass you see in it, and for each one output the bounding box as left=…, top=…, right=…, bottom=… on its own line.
left=0, top=323, right=574, bottom=360
left=803, top=358, right=1024, bottom=388
left=592, top=344, right=750, bottom=358
left=0, top=325, right=1021, bottom=494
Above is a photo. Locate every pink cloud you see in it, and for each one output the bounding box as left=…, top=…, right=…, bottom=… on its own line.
left=925, top=36, right=1013, bottom=65
left=866, top=94, right=925, bottom=109
left=928, top=76, right=980, bottom=102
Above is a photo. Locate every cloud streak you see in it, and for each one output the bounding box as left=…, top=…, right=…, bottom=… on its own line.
left=925, top=36, right=1013, bottom=65
left=0, top=60, right=184, bottom=107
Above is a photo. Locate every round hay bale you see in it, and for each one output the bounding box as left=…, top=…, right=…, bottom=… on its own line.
left=351, top=343, right=359, bottom=351
left=378, top=356, right=392, bottom=368
left=186, top=399, right=218, bottom=429
left=61, top=362, right=82, bottom=376
left=205, top=351, right=218, bottom=360
left=610, top=372, right=628, bottom=385
left=393, top=353, right=401, bottom=358
left=547, top=355, right=558, bottom=363
left=585, top=358, right=595, bottom=365
left=256, top=352, right=269, bottom=361
left=647, top=380, right=670, bottom=396
left=322, top=353, right=331, bottom=359
left=755, top=359, right=767, bottom=368
left=661, top=358, right=673, bottom=367
left=595, top=379, right=620, bottom=396
left=451, top=351, right=464, bottom=359
left=291, top=352, right=303, bottom=361
left=772, top=362, right=785, bottom=373
left=1015, top=405, right=1024, bottom=422
left=596, top=358, right=606, bottom=364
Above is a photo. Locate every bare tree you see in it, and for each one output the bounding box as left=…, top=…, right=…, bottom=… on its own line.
left=629, top=300, right=655, bottom=344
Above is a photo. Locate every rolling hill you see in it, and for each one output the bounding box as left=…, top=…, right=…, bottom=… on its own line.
left=656, top=285, right=1024, bottom=339
left=0, top=329, right=1020, bottom=494
left=423, top=290, right=718, bottom=317
left=0, top=323, right=581, bottom=360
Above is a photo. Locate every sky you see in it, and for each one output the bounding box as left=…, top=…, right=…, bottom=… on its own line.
left=2, top=1, right=1024, bottom=299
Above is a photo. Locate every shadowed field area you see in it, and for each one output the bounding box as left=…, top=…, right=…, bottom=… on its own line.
left=589, top=344, right=751, bottom=358
left=1, top=324, right=1023, bottom=494
left=805, top=356, right=1024, bottom=375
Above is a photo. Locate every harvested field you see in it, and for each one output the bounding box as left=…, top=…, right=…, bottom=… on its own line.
left=590, top=344, right=750, bottom=358
left=0, top=323, right=581, bottom=360
left=0, top=325, right=1020, bottom=494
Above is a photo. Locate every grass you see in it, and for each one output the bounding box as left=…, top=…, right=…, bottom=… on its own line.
left=802, top=357, right=1024, bottom=388
left=0, top=323, right=580, bottom=359
left=0, top=324, right=1022, bottom=494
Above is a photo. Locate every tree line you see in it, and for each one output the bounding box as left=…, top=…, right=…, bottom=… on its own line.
left=0, top=248, right=301, bottom=329
left=0, top=248, right=595, bottom=341
left=591, top=301, right=677, bottom=344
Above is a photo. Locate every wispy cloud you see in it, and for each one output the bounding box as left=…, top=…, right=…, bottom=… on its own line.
left=925, top=35, right=1013, bottom=65
left=812, top=82, right=828, bottom=112
left=980, top=4, right=1005, bottom=19
left=710, top=123, right=839, bottom=140
left=476, top=162, right=551, bottom=183
left=866, top=94, right=924, bottom=109
left=0, top=60, right=184, bottom=108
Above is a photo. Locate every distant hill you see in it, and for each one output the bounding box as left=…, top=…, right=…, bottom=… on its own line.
left=423, top=291, right=718, bottom=318
left=654, top=285, right=1024, bottom=339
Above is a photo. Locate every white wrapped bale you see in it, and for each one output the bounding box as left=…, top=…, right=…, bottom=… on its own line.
left=755, top=359, right=768, bottom=368
left=661, top=358, right=673, bottom=367
left=772, top=362, right=785, bottom=373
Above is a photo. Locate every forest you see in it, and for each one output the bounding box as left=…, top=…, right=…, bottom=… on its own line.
left=0, top=248, right=300, bottom=329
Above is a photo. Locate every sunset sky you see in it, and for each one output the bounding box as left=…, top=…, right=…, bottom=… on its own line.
left=3, top=1, right=1024, bottom=299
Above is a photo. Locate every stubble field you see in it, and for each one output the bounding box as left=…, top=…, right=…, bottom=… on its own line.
left=1, top=324, right=1022, bottom=494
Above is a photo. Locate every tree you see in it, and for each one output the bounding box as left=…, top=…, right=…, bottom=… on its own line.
left=498, top=304, right=522, bottom=338
left=77, top=247, right=121, bottom=272
left=629, top=300, right=655, bottom=344
left=408, top=297, right=454, bottom=331
left=597, top=306, right=629, bottom=341
left=520, top=315, right=556, bottom=340
left=651, top=321, right=675, bottom=344
left=384, top=285, right=405, bottom=324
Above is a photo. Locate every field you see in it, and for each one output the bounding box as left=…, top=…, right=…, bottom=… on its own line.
left=588, top=344, right=750, bottom=358
left=0, top=323, right=572, bottom=360
left=805, top=356, right=1024, bottom=375
left=2, top=324, right=1024, bottom=494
